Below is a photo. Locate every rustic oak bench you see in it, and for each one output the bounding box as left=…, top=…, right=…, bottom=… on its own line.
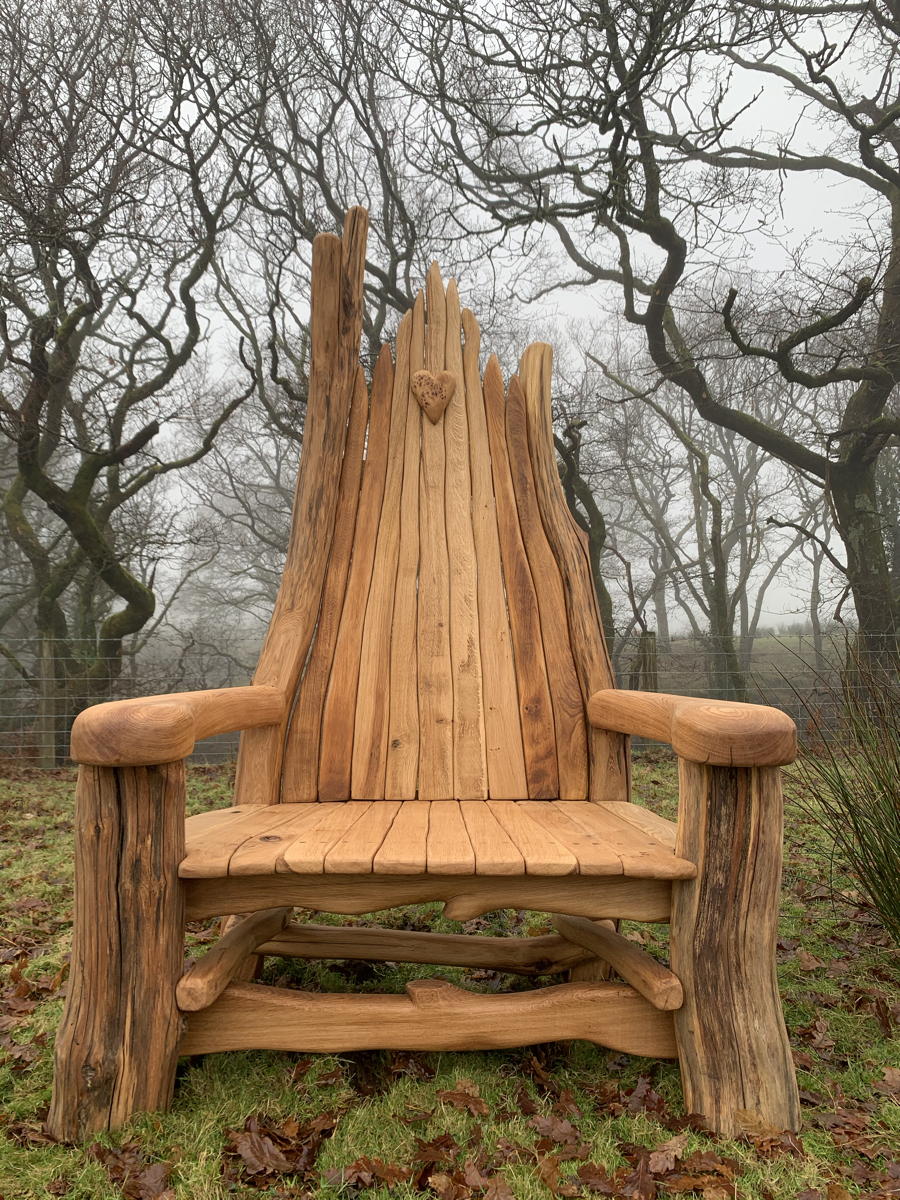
left=49, top=208, right=799, bottom=1141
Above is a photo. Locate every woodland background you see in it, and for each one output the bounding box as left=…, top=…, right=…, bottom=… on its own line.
left=1, top=0, right=898, bottom=765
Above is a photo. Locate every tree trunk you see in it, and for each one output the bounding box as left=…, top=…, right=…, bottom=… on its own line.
left=35, top=636, right=63, bottom=768
left=832, top=468, right=899, bottom=664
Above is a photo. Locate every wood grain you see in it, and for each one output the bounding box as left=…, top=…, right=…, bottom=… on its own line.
left=671, top=762, right=800, bottom=1134
left=553, top=914, right=683, bottom=1011
left=482, top=356, right=557, bottom=798
left=351, top=310, right=415, bottom=798
left=417, top=263, right=453, bottom=798
left=588, top=689, right=798, bottom=767
left=180, top=979, right=677, bottom=1058
left=462, top=311, right=527, bottom=798
left=257, top=922, right=590, bottom=976
left=70, top=686, right=285, bottom=767
left=373, top=800, right=430, bottom=874
left=486, top=801, right=578, bottom=875
left=281, top=365, right=368, bottom=799
left=177, top=908, right=291, bottom=1012
left=505, top=375, right=587, bottom=797
left=318, top=341, right=397, bottom=799
left=426, top=800, right=476, bottom=874
left=237, top=210, right=368, bottom=804
left=385, top=297, right=424, bottom=797
left=555, top=801, right=696, bottom=879
left=444, top=281, right=487, bottom=798
left=517, top=345, right=627, bottom=801
left=48, top=764, right=185, bottom=1139
left=184, top=872, right=674, bottom=923
left=181, top=802, right=695, bottom=880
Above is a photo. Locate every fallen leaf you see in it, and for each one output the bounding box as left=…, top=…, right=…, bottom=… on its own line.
left=437, top=1081, right=490, bottom=1117
left=647, top=1131, right=689, bottom=1173
left=797, top=949, right=825, bottom=971
left=227, top=1130, right=294, bottom=1175
left=576, top=1162, right=617, bottom=1194
left=874, top=1066, right=900, bottom=1095
left=428, top=1170, right=469, bottom=1200
left=826, top=1185, right=853, bottom=1200
left=483, top=1177, right=515, bottom=1200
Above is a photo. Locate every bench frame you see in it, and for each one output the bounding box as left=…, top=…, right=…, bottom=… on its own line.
left=48, top=209, right=800, bottom=1141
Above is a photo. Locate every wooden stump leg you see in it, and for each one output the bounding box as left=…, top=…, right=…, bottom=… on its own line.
left=48, top=763, right=186, bottom=1142
left=671, top=762, right=800, bottom=1136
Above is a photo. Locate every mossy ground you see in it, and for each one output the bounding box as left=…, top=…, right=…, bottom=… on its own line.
left=0, top=759, right=897, bottom=1199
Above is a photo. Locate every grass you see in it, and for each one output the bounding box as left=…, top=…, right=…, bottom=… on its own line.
left=0, top=759, right=897, bottom=1199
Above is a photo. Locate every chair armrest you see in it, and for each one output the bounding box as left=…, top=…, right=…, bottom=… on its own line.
left=587, top=689, right=796, bottom=767
left=70, top=686, right=287, bottom=766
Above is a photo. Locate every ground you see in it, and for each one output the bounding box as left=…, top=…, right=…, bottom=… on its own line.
left=0, top=760, right=897, bottom=1200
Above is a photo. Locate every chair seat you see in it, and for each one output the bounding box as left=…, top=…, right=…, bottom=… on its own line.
left=180, top=800, right=695, bottom=880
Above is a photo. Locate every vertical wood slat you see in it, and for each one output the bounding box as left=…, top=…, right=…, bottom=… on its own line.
left=318, top=343, right=396, bottom=800
left=281, top=366, right=369, bottom=800
left=482, top=356, right=558, bottom=799
left=444, top=281, right=487, bottom=799
left=506, top=374, right=587, bottom=798
left=351, top=312, right=415, bottom=797
left=462, top=312, right=528, bottom=799
left=417, top=264, right=453, bottom=799
left=236, top=209, right=368, bottom=805
left=518, top=345, right=628, bottom=802
left=385, top=296, right=425, bottom=797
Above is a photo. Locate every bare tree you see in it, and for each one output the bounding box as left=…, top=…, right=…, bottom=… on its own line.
left=0, top=0, right=262, bottom=759
left=391, top=0, right=900, bottom=656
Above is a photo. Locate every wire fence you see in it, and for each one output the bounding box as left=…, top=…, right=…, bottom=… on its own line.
left=0, top=630, right=874, bottom=768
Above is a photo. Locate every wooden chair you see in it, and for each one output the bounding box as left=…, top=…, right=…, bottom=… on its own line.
left=48, top=209, right=800, bottom=1142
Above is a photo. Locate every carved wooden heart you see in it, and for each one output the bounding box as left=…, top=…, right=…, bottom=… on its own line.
left=412, top=369, right=456, bottom=423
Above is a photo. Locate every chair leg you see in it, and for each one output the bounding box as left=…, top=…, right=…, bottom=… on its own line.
left=48, top=764, right=186, bottom=1142
left=671, top=761, right=800, bottom=1136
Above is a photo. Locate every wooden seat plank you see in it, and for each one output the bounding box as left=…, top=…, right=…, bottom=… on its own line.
left=518, top=801, right=623, bottom=876
left=460, top=801, right=524, bottom=875
left=182, top=806, right=305, bottom=879
left=555, top=802, right=696, bottom=879
left=426, top=801, right=475, bottom=874
left=603, top=801, right=678, bottom=850
left=325, top=801, right=401, bottom=873
left=487, top=801, right=578, bottom=876
left=278, top=802, right=372, bottom=874
left=229, top=805, right=327, bottom=876
left=373, top=801, right=430, bottom=874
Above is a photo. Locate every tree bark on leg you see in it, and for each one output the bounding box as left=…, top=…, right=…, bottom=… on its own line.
left=48, top=763, right=185, bottom=1141
left=671, top=762, right=799, bottom=1136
